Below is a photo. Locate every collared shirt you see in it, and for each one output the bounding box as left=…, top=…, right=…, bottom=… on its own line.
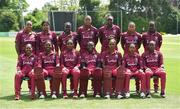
left=99, top=24, right=121, bottom=52
left=58, top=31, right=77, bottom=52
left=77, top=25, right=98, bottom=52
left=17, top=53, right=37, bottom=73
left=121, top=31, right=142, bottom=54
left=142, top=31, right=162, bottom=52
left=38, top=51, right=59, bottom=70
left=122, top=53, right=142, bottom=72
left=142, top=50, right=163, bottom=69
left=15, top=30, right=37, bottom=55
left=100, top=50, right=122, bottom=69
left=60, top=49, right=80, bottom=69
left=36, top=31, right=58, bottom=54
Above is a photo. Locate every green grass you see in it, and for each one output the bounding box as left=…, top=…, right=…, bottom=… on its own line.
left=0, top=36, right=180, bottom=109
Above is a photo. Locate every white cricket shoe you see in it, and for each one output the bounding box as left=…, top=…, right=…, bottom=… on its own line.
left=52, top=94, right=57, bottom=99
left=117, top=94, right=123, bottom=99
left=125, top=93, right=130, bottom=98
left=140, top=92, right=145, bottom=98
left=104, top=95, right=110, bottom=99
left=39, top=94, right=45, bottom=99
left=80, top=94, right=85, bottom=98
left=95, top=94, right=101, bottom=98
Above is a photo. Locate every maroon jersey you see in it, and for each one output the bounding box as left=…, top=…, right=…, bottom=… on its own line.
left=100, top=50, right=122, bottom=69
left=142, top=50, right=163, bottom=70
left=142, top=32, right=162, bottom=52
left=60, top=49, right=80, bottom=69
left=98, top=24, right=121, bottom=52
left=77, top=25, right=98, bottom=53
left=38, top=51, right=59, bottom=70
left=15, top=30, right=37, bottom=55
left=122, top=53, right=143, bottom=72
left=17, top=53, right=37, bottom=74
left=58, top=31, right=77, bottom=52
left=80, top=50, right=100, bottom=70
left=121, top=31, right=142, bottom=54
left=36, top=31, right=58, bottom=54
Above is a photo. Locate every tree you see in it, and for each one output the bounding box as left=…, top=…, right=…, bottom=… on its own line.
left=0, top=12, right=18, bottom=31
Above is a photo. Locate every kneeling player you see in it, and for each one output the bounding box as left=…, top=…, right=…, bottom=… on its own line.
left=14, top=44, right=36, bottom=100
left=79, top=41, right=102, bottom=98
left=35, top=41, right=60, bottom=99
left=123, top=43, right=146, bottom=98
left=60, top=39, right=80, bottom=99
left=142, top=41, right=166, bottom=98
left=100, top=38, right=125, bottom=99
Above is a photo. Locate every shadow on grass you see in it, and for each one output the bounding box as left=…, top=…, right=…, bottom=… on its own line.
left=0, top=94, right=33, bottom=102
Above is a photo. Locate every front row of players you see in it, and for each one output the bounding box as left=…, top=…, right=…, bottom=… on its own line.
left=14, top=39, right=166, bottom=100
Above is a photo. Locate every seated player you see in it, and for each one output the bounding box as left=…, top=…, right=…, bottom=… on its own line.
left=60, top=39, right=80, bottom=99
left=35, top=40, right=60, bottom=99
left=79, top=41, right=102, bottom=98
left=14, top=44, right=36, bottom=100
left=123, top=43, right=146, bottom=98
left=142, top=41, right=166, bottom=98
left=100, top=38, right=125, bottom=99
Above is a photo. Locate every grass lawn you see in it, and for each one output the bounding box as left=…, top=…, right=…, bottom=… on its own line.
left=0, top=36, right=180, bottom=109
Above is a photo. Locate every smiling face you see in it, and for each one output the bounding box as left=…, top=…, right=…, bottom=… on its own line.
left=25, top=21, right=32, bottom=33
left=129, top=43, right=135, bottom=53
left=44, top=41, right=52, bottom=53
left=84, top=15, right=92, bottom=26
left=148, top=41, right=156, bottom=52
left=25, top=44, right=32, bottom=55
left=66, top=39, right=74, bottom=50
left=42, top=21, right=50, bottom=32
left=108, top=38, right=116, bottom=50
left=128, top=22, right=136, bottom=33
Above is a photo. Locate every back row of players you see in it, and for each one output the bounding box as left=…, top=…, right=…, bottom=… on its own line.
left=14, top=15, right=166, bottom=100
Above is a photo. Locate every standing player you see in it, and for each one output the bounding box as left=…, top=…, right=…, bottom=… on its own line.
left=15, top=21, right=37, bottom=92
left=142, top=41, right=166, bottom=98
left=36, top=21, right=58, bottom=55
left=35, top=41, right=60, bottom=99
left=14, top=44, right=36, bottom=100
left=121, top=21, right=142, bottom=54
left=15, top=21, right=37, bottom=56
left=58, top=22, right=77, bottom=52
left=123, top=43, right=146, bottom=98
left=100, top=38, right=125, bottom=99
left=98, top=15, right=121, bottom=52
left=142, top=21, right=163, bottom=92
left=121, top=22, right=142, bottom=93
left=79, top=41, right=102, bottom=98
left=77, top=15, right=98, bottom=53
left=60, top=39, right=80, bottom=99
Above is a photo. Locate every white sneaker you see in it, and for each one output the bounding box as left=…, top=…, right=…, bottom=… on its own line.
left=117, top=94, right=123, bottom=99
left=73, top=95, right=78, bottom=99
left=104, top=95, right=110, bottom=99
left=80, top=94, right=85, bottom=98
left=95, top=94, right=101, bottom=98
left=39, top=94, right=45, bottom=99
left=140, top=92, right=145, bottom=98
left=125, top=93, right=130, bottom=98
left=52, top=94, right=57, bottom=99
